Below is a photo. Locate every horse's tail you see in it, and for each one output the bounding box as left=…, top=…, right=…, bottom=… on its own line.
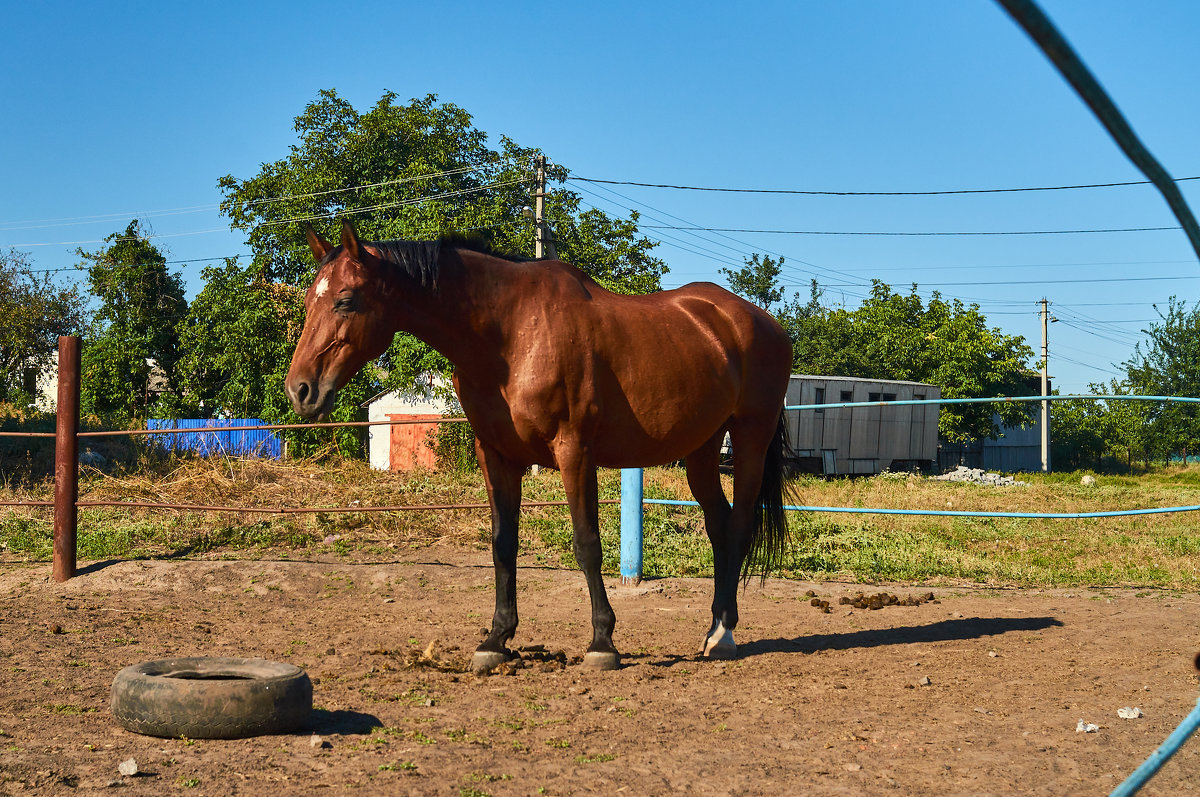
left=743, top=410, right=796, bottom=582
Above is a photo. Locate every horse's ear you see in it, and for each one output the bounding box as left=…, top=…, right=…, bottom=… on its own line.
left=305, top=224, right=332, bottom=262
left=341, top=219, right=362, bottom=261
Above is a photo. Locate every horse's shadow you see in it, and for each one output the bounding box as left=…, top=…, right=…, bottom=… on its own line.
left=639, top=615, right=1061, bottom=667
left=740, top=615, right=1063, bottom=657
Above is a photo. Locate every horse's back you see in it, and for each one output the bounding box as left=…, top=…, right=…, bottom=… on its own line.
left=572, top=277, right=792, bottom=465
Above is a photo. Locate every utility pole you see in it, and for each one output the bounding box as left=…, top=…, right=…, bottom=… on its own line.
left=1040, top=298, right=1051, bottom=473
left=533, top=155, right=557, bottom=260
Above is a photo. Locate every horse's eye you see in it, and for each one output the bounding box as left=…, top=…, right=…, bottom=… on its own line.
left=333, top=295, right=357, bottom=314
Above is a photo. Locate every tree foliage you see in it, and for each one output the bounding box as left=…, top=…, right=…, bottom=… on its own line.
left=0, top=250, right=87, bottom=407
left=1121, top=297, right=1200, bottom=462
left=207, top=90, right=667, bottom=447
left=721, top=254, right=785, bottom=310
left=77, top=222, right=187, bottom=423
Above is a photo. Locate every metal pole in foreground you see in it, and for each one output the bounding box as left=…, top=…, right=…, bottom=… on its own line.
left=619, top=468, right=644, bottom=585
left=53, top=336, right=81, bottom=582
left=1040, top=298, right=1051, bottom=472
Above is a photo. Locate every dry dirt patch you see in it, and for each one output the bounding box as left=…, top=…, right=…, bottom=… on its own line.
left=1, top=547, right=1199, bottom=795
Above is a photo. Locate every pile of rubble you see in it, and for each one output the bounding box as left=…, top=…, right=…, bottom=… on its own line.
left=933, top=465, right=1026, bottom=486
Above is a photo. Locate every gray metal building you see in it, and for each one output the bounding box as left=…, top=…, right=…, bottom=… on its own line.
left=785, top=375, right=941, bottom=475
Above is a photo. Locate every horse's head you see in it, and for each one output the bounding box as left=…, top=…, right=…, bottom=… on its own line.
left=285, top=220, right=395, bottom=419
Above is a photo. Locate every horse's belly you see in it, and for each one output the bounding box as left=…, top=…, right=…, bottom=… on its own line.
left=591, top=397, right=733, bottom=468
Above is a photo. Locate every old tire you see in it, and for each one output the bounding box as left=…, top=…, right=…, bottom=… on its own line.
left=111, top=657, right=312, bottom=739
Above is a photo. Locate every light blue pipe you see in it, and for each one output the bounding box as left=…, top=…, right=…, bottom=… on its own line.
left=642, top=498, right=1200, bottom=520
left=785, top=393, right=1200, bottom=411
left=615, top=392, right=1200, bottom=581
left=1110, top=697, right=1200, bottom=797
left=619, top=468, right=643, bottom=583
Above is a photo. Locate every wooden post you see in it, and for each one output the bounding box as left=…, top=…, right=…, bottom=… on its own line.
left=53, top=336, right=81, bottom=582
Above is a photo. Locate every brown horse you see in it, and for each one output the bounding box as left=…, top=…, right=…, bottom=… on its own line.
left=286, top=220, right=794, bottom=671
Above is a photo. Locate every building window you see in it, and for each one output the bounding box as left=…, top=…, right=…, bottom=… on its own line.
left=868, top=392, right=897, bottom=403
left=814, top=387, right=825, bottom=414
left=840, top=390, right=853, bottom=403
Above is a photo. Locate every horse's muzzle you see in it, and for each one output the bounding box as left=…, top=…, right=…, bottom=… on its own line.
left=285, top=377, right=336, bottom=420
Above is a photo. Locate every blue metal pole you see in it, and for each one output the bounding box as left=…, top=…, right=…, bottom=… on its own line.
left=1110, top=696, right=1200, bottom=797
left=620, top=468, right=644, bottom=585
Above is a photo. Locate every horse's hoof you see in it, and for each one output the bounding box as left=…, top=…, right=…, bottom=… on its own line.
left=702, top=641, right=738, bottom=660
left=582, top=651, right=621, bottom=670
left=702, top=622, right=737, bottom=660
left=471, top=650, right=510, bottom=674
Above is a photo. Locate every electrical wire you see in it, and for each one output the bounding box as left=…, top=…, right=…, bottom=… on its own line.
left=569, top=174, right=1200, bottom=196
left=640, top=224, right=1180, bottom=237
left=0, top=165, right=492, bottom=232
left=6, top=180, right=528, bottom=248
left=568, top=179, right=869, bottom=288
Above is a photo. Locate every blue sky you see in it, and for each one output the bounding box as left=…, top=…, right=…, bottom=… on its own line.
left=4, top=1, right=1199, bottom=394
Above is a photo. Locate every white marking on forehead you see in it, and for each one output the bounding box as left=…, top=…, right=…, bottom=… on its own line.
left=314, top=276, right=330, bottom=298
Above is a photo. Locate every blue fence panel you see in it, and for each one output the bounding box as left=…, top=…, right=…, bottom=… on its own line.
left=147, top=419, right=282, bottom=459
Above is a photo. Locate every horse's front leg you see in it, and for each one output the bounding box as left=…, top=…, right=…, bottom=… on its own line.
left=558, top=447, right=620, bottom=669
left=471, top=438, right=524, bottom=674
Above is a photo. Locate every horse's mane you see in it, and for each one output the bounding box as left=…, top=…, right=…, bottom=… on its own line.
left=369, top=234, right=533, bottom=291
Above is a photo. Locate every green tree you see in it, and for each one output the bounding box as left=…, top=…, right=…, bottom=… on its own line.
left=0, top=250, right=88, bottom=408
left=1100, top=380, right=1155, bottom=470
left=721, top=253, right=785, bottom=310
left=168, top=259, right=370, bottom=454
left=1049, top=393, right=1108, bottom=470
left=791, top=281, right=1037, bottom=441
left=211, top=90, right=667, bottom=442
left=1120, top=297, right=1200, bottom=463
left=77, top=221, right=187, bottom=423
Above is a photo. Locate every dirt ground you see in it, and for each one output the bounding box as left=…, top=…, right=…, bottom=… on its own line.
left=2, top=546, right=1200, bottom=796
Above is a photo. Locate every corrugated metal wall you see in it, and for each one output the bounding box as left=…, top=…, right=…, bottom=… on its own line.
left=146, top=419, right=282, bottom=459
left=787, top=376, right=941, bottom=475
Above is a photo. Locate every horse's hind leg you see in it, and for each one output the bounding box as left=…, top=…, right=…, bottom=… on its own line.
left=704, top=416, right=776, bottom=658
left=472, top=438, right=523, bottom=674
left=557, top=445, right=619, bottom=669
left=685, top=430, right=737, bottom=658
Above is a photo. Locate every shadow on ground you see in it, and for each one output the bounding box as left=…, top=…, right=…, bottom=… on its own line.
left=741, top=615, right=1063, bottom=657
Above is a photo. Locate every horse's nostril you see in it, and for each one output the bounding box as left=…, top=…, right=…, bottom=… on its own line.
left=296, top=382, right=310, bottom=404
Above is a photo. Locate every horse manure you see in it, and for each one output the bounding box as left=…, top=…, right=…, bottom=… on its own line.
left=804, top=590, right=817, bottom=598
left=827, top=591, right=937, bottom=612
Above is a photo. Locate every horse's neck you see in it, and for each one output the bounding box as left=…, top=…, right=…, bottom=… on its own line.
left=392, top=249, right=514, bottom=375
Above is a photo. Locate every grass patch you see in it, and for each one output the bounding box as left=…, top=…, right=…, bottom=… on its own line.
left=7, top=456, right=1200, bottom=588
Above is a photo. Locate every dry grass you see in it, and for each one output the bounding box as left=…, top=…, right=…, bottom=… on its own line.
left=4, top=453, right=1200, bottom=589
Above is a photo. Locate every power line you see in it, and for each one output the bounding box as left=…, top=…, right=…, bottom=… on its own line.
left=28, top=254, right=251, bottom=275
left=1057, top=318, right=1143, bottom=347
left=640, top=224, right=1179, bottom=237
left=822, top=274, right=1200, bottom=289
left=6, top=180, right=527, bottom=248
left=567, top=179, right=869, bottom=287
left=832, top=258, right=1196, bottom=274
left=569, top=174, right=1200, bottom=197
left=1053, top=353, right=1121, bottom=375
left=0, top=165, right=495, bottom=232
